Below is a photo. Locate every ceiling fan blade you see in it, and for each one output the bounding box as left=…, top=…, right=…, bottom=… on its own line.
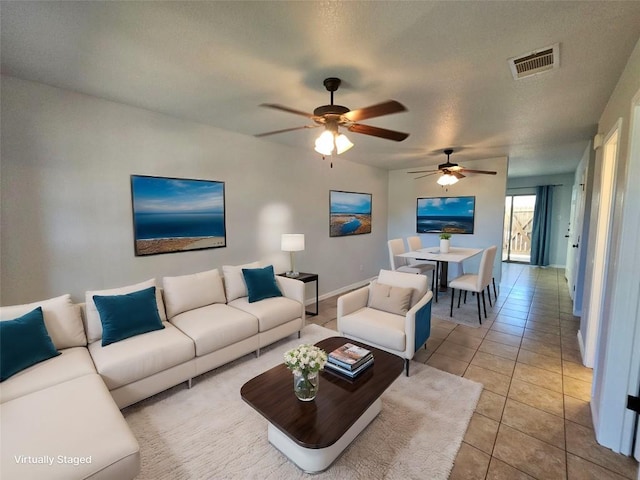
left=254, top=125, right=319, bottom=137
left=414, top=172, right=440, bottom=179
left=459, top=169, right=497, bottom=175
left=343, top=100, right=407, bottom=122
left=260, top=103, right=316, bottom=119
left=407, top=169, right=439, bottom=174
left=452, top=171, right=466, bottom=179
left=347, top=123, right=409, bottom=141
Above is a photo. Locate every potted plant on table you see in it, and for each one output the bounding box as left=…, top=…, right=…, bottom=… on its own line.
left=284, top=344, right=328, bottom=401
left=439, top=233, right=452, bottom=253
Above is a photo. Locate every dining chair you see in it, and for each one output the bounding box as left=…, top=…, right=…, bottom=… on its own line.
left=406, top=236, right=436, bottom=291
left=448, top=245, right=498, bottom=324
left=387, top=239, right=436, bottom=283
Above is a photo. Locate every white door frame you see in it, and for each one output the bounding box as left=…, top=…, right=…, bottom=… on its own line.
left=591, top=91, right=640, bottom=455
left=583, top=119, right=621, bottom=368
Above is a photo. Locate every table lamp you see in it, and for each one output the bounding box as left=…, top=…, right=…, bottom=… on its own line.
left=281, top=234, right=305, bottom=277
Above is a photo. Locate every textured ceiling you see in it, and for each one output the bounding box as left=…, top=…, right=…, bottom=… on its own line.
left=2, top=1, right=640, bottom=177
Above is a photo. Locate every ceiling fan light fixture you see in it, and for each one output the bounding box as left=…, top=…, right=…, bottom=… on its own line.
left=314, top=130, right=335, bottom=155
left=335, top=133, right=354, bottom=154
left=437, top=173, right=459, bottom=186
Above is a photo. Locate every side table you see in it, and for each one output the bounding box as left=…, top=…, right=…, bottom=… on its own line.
left=278, top=272, right=319, bottom=317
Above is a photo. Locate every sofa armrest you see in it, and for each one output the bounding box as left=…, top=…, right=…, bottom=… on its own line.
left=337, top=286, right=370, bottom=319
left=404, top=290, right=433, bottom=357
left=275, top=275, right=305, bottom=305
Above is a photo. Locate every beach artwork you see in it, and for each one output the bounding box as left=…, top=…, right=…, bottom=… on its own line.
left=417, top=196, right=475, bottom=234
left=131, top=175, right=226, bottom=256
left=330, top=190, right=372, bottom=237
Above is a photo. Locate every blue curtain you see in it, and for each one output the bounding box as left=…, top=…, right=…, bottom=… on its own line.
left=530, top=185, right=553, bottom=266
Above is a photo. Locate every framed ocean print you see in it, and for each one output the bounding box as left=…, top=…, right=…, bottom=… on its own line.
left=329, top=190, right=372, bottom=237
left=131, top=175, right=226, bottom=256
left=416, top=196, right=475, bottom=234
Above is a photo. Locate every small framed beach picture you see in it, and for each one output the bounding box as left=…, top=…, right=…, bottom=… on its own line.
left=131, top=175, right=226, bottom=256
left=329, top=190, right=372, bottom=237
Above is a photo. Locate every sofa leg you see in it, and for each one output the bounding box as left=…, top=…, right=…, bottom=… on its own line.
left=405, top=359, right=410, bottom=377
left=256, top=348, right=260, bottom=358
left=298, top=331, right=301, bottom=339
left=187, top=378, right=192, bottom=389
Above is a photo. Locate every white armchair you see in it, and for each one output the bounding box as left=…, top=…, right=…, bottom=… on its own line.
left=337, top=269, right=433, bottom=376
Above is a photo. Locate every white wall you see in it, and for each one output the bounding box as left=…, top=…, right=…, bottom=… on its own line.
left=387, top=156, right=508, bottom=284
left=0, top=76, right=389, bottom=304
left=506, top=173, right=575, bottom=268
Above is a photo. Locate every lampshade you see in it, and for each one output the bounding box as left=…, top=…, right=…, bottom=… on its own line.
left=437, top=173, right=459, bottom=186
left=314, top=130, right=353, bottom=156
left=281, top=234, right=305, bottom=252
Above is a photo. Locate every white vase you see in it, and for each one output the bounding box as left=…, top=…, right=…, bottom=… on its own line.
left=440, top=239, right=450, bottom=253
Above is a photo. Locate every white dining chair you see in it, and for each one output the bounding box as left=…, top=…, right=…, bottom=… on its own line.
left=448, top=245, right=498, bottom=324
left=387, top=239, right=435, bottom=281
left=406, top=236, right=436, bottom=291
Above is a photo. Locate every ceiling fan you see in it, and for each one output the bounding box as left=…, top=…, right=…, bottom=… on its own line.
left=408, top=149, right=497, bottom=185
left=255, top=77, right=409, bottom=156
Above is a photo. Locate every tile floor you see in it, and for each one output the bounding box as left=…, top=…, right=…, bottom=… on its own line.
left=307, top=263, right=639, bottom=480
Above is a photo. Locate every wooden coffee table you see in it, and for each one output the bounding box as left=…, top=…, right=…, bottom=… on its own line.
left=240, top=336, right=403, bottom=473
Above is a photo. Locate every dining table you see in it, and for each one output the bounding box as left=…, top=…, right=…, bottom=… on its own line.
left=397, top=246, right=483, bottom=302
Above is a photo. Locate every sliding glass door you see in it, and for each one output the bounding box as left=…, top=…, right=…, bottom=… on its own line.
left=503, top=195, right=536, bottom=262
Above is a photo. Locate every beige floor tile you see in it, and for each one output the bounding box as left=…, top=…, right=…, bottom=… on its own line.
left=562, top=347, right=583, bottom=364
left=484, top=330, right=523, bottom=347
left=523, top=328, right=562, bottom=345
left=430, top=325, right=454, bottom=340
left=564, top=376, right=592, bottom=402
left=567, top=453, right=631, bottom=480
left=464, top=365, right=511, bottom=396
left=446, top=330, right=484, bottom=349
left=520, top=337, right=562, bottom=359
left=431, top=317, right=457, bottom=331
left=513, top=362, right=563, bottom=393
left=491, top=322, right=525, bottom=337
left=486, top=457, right=536, bottom=479
left=562, top=335, right=581, bottom=351
left=494, top=315, right=528, bottom=328
left=565, top=421, right=638, bottom=479
left=564, top=395, right=593, bottom=429
left=526, top=315, right=561, bottom=326
left=425, top=352, right=469, bottom=376
left=454, top=324, right=489, bottom=339
left=563, top=360, right=593, bottom=383
left=517, top=348, right=563, bottom=374
left=434, top=339, right=477, bottom=363
left=476, top=390, right=507, bottom=422
left=525, top=321, right=561, bottom=335
left=463, top=412, right=500, bottom=454
left=508, top=378, right=564, bottom=417
left=493, top=424, right=567, bottom=479
left=498, top=307, right=529, bottom=320
left=472, top=351, right=516, bottom=376
left=501, top=398, right=565, bottom=449
left=449, top=442, right=491, bottom=480
left=323, top=319, right=337, bottom=331
left=478, top=339, right=519, bottom=361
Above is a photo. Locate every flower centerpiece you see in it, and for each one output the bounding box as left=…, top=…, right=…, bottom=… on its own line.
left=284, top=344, right=328, bottom=401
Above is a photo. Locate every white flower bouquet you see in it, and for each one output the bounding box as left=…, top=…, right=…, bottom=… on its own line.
left=283, top=344, right=328, bottom=377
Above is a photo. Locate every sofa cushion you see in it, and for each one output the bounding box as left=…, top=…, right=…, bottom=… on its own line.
left=222, top=261, right=260, bottom=302
left=242, top=265, right=282, bottom=303
left=339, top=307, right=406, bottom=352
left=162, top=268, right=226, bottom=319
left=0, top=293, right=86, bottom=349
left=229, top=296, right=301, bottom=332
left=0, top=347, right=96, bottom=404
left=0, top=307, right=61, bottom=382
left=85, top=278, right=167, bottom=343
left=0, top=374, right=140, bottom=480
left=93, top=286, right=165, bottom=346
left=88, top=322, right=194, bottom=390
left=170, top=303, right=259, bottom=356
left=368, top=282, right=413, bottom=316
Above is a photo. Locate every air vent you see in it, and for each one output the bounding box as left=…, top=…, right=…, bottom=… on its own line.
left=508, top=43, right=559, bottom=80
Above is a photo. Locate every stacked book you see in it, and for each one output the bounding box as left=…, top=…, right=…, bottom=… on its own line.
left=325, top=343, right=374, bottom=378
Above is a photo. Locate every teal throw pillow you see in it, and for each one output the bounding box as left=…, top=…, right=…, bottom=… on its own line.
left=93, top=286, right=165, bottom=346
left=242, top=265, right=283, bottom=303
left=0, top=307, right=60, bottom=382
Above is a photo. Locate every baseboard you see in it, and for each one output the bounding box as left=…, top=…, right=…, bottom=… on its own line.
left=577, top=330, right=586, bottom=365
left=304, top=277, right=375, bottom=307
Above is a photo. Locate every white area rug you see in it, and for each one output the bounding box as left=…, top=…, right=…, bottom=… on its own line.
left=123, top=325, right=482, bottom=479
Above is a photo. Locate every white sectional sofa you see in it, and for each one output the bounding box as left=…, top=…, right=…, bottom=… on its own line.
left=0, top=262, right=305, bottom=480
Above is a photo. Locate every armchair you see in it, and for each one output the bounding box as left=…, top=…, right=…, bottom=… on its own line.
left=337, top=269, right=433, bottom=376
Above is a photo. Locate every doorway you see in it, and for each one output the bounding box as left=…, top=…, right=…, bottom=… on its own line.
left=503, top=195, right=536, bottom=262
